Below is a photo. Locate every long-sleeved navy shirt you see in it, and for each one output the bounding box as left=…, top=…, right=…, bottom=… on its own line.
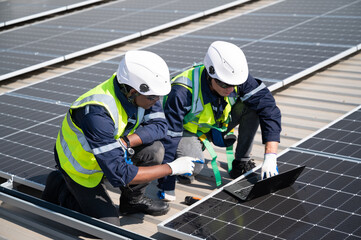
left=162, top=69, right=281, bottom=164
left=71, top=78, right=168, bottom=187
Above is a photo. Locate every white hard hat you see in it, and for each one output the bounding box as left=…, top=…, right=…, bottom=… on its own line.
left=203, top=41, right=249, bottom=85
left=117, top=50, right=171, bottom=96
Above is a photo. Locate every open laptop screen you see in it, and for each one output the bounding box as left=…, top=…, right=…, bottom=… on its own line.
left=224, top=166, right=305, bottom=201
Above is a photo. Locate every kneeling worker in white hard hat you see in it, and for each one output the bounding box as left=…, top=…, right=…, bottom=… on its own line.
left=158, top=41, right=281, bottom=201
left=42, top=51, right=196, bottom=225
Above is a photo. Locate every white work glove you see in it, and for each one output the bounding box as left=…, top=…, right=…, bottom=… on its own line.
left=167, top=156, right=196, bottom=176
left=261, top=153, right=279, bottom=180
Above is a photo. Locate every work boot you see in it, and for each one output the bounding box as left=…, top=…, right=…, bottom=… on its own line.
left=229, top=159, right=256, bottom=179
left=41, top=170, right=65, bottom=204
left=119, top=195, right=170, bottom=216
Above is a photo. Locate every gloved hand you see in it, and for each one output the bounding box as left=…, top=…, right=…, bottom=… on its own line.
left=261, top=153, right=279, bottom=180
left=211, top=129, right=237, bottom=147
left=167, top=156, right=196, bottom=176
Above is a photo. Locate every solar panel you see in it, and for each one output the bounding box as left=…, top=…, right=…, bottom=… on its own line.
left=158, top=105, right=361, bottom=239
left=0, top=0, right=251, bottom=81
left=295, top=108, right=361, bottom=161
left=0, top=0, right=102, bottom=28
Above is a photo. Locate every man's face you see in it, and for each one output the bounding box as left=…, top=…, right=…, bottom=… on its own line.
left=135, top=94, right=160, bottom=109
left=211, top=78, right=235, bottom=97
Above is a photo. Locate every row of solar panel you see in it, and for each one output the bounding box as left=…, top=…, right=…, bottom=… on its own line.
left=0, top=0, right=251, bottom=81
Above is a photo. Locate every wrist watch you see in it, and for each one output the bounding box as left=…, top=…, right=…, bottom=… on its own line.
left=123, top=136, right=135, bottom=157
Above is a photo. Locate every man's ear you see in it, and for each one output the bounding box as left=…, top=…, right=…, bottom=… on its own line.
left=127, top=88, right=137, bottom=98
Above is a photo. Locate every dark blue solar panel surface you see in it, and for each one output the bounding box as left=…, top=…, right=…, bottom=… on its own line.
left=0, top=0, right=101, bottom=27
left=159, top=106, right=361, bottom=239
left=296, top=109, right=361, bottom=161
left=0, top=0, right=250, bottom=81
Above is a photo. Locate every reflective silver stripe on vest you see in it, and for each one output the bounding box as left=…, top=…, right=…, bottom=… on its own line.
left=72, top=94, right=119, bottom=133
left=173, top=76, right=192, bottom=87
left=229, top=97, right=236, bottom=105
left=167, top=129, right=183, bottom=137
left=92, top=141, right=121, bottom=155
left=144, top=112, right=165, bottom=122
left=67, top=113, right=91, bottom=152
left=191, top=68, right=204, bottom=116
left=59, top=128, right=102, bottom=175
left=240, top=82, right=266, bottom=102
left=172, top=69, right=203, bottom=116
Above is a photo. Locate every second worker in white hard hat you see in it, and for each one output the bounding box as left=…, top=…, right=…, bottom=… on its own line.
left=42, top=50, right=196, bottom=225
left=158, top=41, right=281, bottom=201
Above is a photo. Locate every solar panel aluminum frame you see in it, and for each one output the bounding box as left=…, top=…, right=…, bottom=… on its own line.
left=0, top=56, right=66, bottom=84
left=289, top=105, right=361, bottom=163
left=157, top=165, right=262, bottom=240
left=0, top=173, right=45, bottom=192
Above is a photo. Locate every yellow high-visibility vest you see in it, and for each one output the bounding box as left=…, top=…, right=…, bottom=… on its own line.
left=167, top=65, right=237, bottom=134
left=56, top=73, right=143, bottom=188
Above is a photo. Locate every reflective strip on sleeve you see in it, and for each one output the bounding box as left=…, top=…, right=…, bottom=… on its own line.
left=167, top=129, right=183, bottom=137
left=240, top=82, right=266, bottom=102
left=92, top=141, right=121, bottom=155
left=144, top=111, right=165, bottom=122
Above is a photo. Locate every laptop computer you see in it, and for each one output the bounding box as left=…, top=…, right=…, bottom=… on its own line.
left=224, top=166, right=305, bottom=201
